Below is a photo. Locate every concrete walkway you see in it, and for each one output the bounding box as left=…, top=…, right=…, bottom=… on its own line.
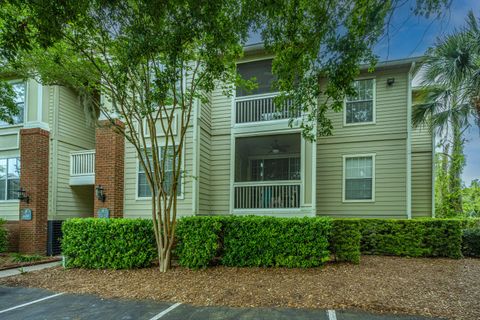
left=0, top=261, right=61, bottom=278
left=0, top=286, right=442, bottom=320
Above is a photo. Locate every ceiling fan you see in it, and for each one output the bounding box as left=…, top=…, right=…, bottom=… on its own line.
left=267, top=140, right=289, bottom=154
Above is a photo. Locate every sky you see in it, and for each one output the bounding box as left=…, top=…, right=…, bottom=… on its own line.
left=374, top=0, right=480, bottom=185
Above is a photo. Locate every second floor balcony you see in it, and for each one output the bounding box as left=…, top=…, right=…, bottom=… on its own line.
left=234, top=92, right=300, bottom=124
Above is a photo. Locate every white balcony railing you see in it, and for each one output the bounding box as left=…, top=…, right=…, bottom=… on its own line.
left=235, top=93, right=300, bottom=124
left=70, top=150, right=95, bottom=185
left=234, top=181, right=301, bottom=209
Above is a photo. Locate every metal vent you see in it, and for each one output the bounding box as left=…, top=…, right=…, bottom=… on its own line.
left=47, top=220, right=64, bottom=256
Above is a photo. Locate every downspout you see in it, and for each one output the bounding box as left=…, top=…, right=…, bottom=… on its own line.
left=406, top=62, right=415, bottom=219
left=431, top=128, right=436, bottom=217
left=192, top=98, right=200, bottom=215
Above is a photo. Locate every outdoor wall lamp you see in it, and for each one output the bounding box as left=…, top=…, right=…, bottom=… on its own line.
left=17, top=187, right=29, bottom=203
left=387, top=78, right=395, bottom=86
left=96, top=185, right=106, bottom=202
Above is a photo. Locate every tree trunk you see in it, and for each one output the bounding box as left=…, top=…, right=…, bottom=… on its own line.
left=448, top=122, right=465, bottom=215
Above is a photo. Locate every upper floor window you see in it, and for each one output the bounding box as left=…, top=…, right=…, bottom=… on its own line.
left=236, top=59, right=275, bottom=97
left=0, top=82, right=26, bottom=126
left=345, top=79, right=375, bottom=125
left=343, top=155, right=375, bottom=202
left=137, top=147, right=182, bottom=198
left=0, top=157, right=20, bottom=201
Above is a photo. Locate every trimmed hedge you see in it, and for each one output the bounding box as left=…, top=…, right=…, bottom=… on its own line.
left=0, top=219, right=7, bottom=253
left=359, top=219, right=463, bottom=258
left=462, top=228, right=480, bottom=257
left=175, top=216, right=223, bottom=269
left=329, top=219, right=361, bottom=264
left=221, top=216, right=331, bottom=268
left=62, top=218, right=156, bottom=269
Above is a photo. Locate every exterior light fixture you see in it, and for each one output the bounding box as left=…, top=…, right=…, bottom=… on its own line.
left=387, top=78, right=395, bottom=86
left=17, top=187, right=29, bottom=203
left=96, top=185, right=106, bottom=202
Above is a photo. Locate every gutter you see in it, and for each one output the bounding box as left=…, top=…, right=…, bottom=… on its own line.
left=406, top=62, right=415, bottom=219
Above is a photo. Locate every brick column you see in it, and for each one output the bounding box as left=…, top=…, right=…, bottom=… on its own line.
left=94, top=120, right=125, bottom=218
left=19, top=128, right=49, bottom=254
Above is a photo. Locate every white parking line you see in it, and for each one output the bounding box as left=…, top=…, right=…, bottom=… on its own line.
left=149, top=302, right=182, bottom=320
left=327, top=309, right=337, bottom=320
left=0, top=293, right=64, bottom=314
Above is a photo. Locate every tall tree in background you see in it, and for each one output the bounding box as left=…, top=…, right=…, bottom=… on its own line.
left=0, top=0, right=449, bottom=271
left=413, top=12, right=480, bottom=217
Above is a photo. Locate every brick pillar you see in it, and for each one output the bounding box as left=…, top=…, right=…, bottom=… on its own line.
left=94, top=120, right=125, bottom=218
left=19, top=128, right=49, bottom=254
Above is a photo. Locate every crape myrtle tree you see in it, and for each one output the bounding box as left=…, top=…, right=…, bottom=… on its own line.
left=0, top=0, right=448, bottom=271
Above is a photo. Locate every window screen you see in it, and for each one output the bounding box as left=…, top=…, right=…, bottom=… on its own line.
left=236, top=59, right=275, bottom=97
left=345, top=79, right=374, bottom=124
left=0, top=157, right=20, bottom=200
left=0, top=83, right=26, bottom=126
left=344, top=156, right=373, bottom=200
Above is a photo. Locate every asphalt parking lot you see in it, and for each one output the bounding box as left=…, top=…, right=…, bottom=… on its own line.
left=0, top=286, right=440, bottom=320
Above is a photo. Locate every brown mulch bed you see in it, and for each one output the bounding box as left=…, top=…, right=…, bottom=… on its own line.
left=0, top=253, right=60, bottom=271
left=1, top=256, right=478, bottom=319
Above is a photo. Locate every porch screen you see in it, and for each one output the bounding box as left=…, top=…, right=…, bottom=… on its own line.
left=236, top=59, right=275, bottom=97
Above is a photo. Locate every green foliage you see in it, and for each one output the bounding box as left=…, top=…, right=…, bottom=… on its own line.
left=359, top=219, right=463, bottom=258
left=463, top=180, right=480, bottom=217
left=462, top=228, right=480, bottom=257
left=175, top=216, right=224, bottom=269
left=62, top=218, right=157, bottom=269
left=329, top=219, right=361, bottom=264
left=11, top=253, right=42, bottom=263
left=0, top=218, right=7, bottom=253
left=221, top=216, right=331, bottom=268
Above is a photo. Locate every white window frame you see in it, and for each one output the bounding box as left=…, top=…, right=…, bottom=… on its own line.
left=0, top=156, right=21, bottom=202
left=342, top=153, right=376, bottom=203
left=135, top=145, right=185, bottom=201
left=343, top=78, right=376, bottom=126
left=0, top=80, right=27, bottom=128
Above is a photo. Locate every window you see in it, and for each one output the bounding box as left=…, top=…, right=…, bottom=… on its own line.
left=0, top=82, right=26, bottom=126
left=137, top=147, right=182, bottom=198
left=236, top=59, right=275, bottom=97
left=343, top=155, right=374, bottom=201
left=345, top=79, right=375, bottom=125
left=0, top=157, right=20, bottom=201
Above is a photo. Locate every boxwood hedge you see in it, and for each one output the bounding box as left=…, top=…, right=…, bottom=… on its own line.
left=62, top=218, right=157, bottom=269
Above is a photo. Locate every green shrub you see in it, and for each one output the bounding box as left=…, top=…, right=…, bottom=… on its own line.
left=0, top=218, right=7, bottom=253
left=62, top=218, right=156, bottom=269
left=359, top=219, right=462, bottom=258
left=221, top=216, right=331, bottom=268
left=330, top=219, right=361, bottom=264
left=11, top=253, right=42, bottom=263
left=175, top=216, right=224, bottom=269
left=462, top=228, right=480, bottom=257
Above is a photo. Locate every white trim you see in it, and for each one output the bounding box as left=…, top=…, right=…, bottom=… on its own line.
left=0, top=132, right=19, bottom=151
left=343, top=78, right=376, bottom=127
left=236, top=55, right=275, bottom=65
left=23, top=121, right=50, bottom=130
left=342, top=153, right=376, bottom=203
left=0, top=156, right=21, bottom=202
left=406, top=62, right=415, bottom=219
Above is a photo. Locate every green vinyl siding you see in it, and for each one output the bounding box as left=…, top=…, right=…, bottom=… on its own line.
left=411, top=126, right=433, bottom=217
left=48, top=86, right=95, bottom=220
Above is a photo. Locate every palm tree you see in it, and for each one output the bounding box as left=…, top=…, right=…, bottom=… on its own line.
left=413, top=12, right=479, bottom=216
